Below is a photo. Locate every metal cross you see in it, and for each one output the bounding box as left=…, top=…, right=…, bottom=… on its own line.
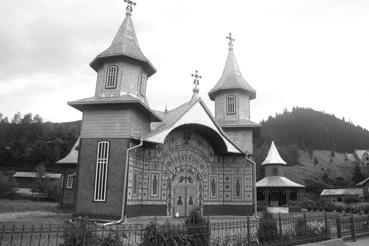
left=191, top=70, right=202, bottom=86
left=124, top=0, right=136, bottom=13
left=226, top=33, right=235, bottom=48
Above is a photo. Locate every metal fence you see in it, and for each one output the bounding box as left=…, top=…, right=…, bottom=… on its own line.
left=1, top=214, right=369, bottom=246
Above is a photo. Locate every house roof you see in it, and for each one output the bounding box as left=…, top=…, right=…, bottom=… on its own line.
left=354, top=150, right=369, bottom=160
left=57, top=138, right=79, bottom=165
left=89, top=10, right=156, bottom=76
left=262, top=141, right=287, bottom=165
left=13, top=172, right=61, bottom=179
left=208, top=47, right=256, bottom=100
left=357, top=177, right=369, bottom=186
left=256, top=176, right=305, bottom=188
left=145, top=97, right=244, bottom=154
left=320, top=188, right=363, bottom=197
left=68, top=94, right=161, bottom=122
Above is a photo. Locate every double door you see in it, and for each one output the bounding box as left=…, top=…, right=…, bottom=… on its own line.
left=174, top=185, right=197, bottom=217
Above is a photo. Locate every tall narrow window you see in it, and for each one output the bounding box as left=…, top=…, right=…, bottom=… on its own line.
left=66, top=173, right=74, bottom=189
left=94, top=141, right=109, bottom=202
left=226, top=95, right=236, bottom=115
left=140, top=73, right=147, bottom=96
left=183, top=132, right=190, bottom=145
left=105, top=65, right=118, bottom=89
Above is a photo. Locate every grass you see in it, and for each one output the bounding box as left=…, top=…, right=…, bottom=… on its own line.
left=0, top=199, right=72, bottom=226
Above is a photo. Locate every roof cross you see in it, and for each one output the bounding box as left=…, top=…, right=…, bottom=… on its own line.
left=124, top=0, right=136, bottom=14
left=226, top=33, right=235, bottom=49
left=191, top=70, right=202, bottom=86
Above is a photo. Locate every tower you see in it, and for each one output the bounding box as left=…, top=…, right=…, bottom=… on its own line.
left=68, top=2, right=161, bottom=219
left=262, top=141, right=287, bottom=177
left=209, top=33, right=260, bottom=153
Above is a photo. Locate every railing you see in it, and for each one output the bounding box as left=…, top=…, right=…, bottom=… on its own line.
left=0, top=214, right=369, bottom=246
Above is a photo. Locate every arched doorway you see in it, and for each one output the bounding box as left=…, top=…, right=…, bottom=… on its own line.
left=173, top=172, right=199, bottom=217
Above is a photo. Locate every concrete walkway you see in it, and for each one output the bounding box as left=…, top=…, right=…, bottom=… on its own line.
left=345, top=238, right=369, bottom=246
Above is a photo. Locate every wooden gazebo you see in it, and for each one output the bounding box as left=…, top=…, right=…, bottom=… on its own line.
left=256, top=141, right=305, bottom=211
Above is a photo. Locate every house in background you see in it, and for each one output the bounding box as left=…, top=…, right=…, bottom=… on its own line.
left=320, top=188, right=364, bottom=205
left=56, top=138, right=79, bottom=208
left=353, top=150, right=369, bottom=167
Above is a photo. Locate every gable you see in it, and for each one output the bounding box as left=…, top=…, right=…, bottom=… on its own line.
left=144, top=100, right=241, bottom=153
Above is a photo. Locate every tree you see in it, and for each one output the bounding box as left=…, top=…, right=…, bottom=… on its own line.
left=11, top=112, right=22, bottom=124
left=21, top=113, right=33, bottom=124
left=32, top=114, right=43, bottom=123
left=352, top=164, right=365, bottom=184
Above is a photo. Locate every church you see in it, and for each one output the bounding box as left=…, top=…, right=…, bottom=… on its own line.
left=59, top=1, right=260, bottom=220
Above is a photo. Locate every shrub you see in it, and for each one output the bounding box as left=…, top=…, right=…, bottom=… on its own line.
left=257, top=210, right=279, bottom=244
left=185, top=207, right=210, bottom=246
left=140, top=220, right=188, bottom=246
left=343, top=196, right=361, bottom=204
left=60, top=216, right=97, bottom=246
left=295, top=217, right=327, bottom=242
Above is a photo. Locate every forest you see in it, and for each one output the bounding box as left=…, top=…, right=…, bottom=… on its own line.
left=0, top=107, right=368, bottom=171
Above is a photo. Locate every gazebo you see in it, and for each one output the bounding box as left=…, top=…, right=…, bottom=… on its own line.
left=256, top=141, right=305, bottom=212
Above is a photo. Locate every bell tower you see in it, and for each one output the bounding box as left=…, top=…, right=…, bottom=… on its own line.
left=209, top=33, right=260, bottom=154
left=68, top=1, right=161, bottom=219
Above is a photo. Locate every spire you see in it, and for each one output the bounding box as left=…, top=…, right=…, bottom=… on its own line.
left=262, top=141, right=287, bottom=165
left=191, top=70, right=202, bottom=101
left=208, top=33, right=256, bottom=100
left=89, top=1, right=156, bottom=76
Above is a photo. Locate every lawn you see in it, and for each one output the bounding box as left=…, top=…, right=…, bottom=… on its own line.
left=0, top=199, right=72, bottom=226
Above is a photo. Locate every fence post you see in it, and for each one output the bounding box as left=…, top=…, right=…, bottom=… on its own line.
left=350, top=215, right=356, bottom=242
left=324, top=211, right=329, bottom=239
left=82, top=221, right=86, bottom=246
left=336, top=216, right=342, bottom=238
left=304, top=213, right=308, bottom=244
left=279, top=213, right=283, bottom=245
left=247, top=217, right=250, bottom=246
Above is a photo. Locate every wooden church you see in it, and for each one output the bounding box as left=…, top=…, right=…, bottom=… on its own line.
left=58, top=2, right=260, bottom=220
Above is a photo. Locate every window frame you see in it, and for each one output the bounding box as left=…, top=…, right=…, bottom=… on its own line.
left=105, top=65, right=118, bottom=89
left=94, top=141, right=110, bottom=202
left=139, top=72, right=147, bottom=96
left=226, top=95, right=236, bottom=115
left=66, top=173, right=74, bottom=189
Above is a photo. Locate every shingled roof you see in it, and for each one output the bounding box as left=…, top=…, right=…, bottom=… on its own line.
left=256, top=176, right=305, bottom=188
left=57, top=138, right=80, bottom=165
left=90, top=10, right=156, bottom=76
left=209, top=47, right=256, bottom=100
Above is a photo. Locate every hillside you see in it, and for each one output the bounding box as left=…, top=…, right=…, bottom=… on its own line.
left=255, top=107, right=369, bottom=153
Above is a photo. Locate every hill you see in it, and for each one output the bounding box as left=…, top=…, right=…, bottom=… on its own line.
left=255, top=107, right=369, bottom=153
left=0, top=115, right=80, bottom=170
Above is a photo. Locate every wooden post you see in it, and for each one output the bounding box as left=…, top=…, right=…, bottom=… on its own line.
left=304, top=213, right=308, bottom=244
left=279, top=213, right=283, bottom=245
left=350, top=215, right=356, bottom=242
left=247, top=217, right=250, bottom=246
left=324, top=211, right=329, bottom=239
left=336, top=216, right=342, bottom=238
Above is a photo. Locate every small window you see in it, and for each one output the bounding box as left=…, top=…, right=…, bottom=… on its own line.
left=140, top=73, right=147, bottom=96
left=226, top=95, right=236, bottom=115
left=105, top=65, right=118, bottom=89
left=66, top=174, right=74, bottom=189
left=94, top=141, right=109, bottom=202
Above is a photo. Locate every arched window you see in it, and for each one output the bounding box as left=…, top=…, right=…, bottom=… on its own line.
left=226, top=95, right=236, bottom=115
left=105, top=65, right=118, bottom=89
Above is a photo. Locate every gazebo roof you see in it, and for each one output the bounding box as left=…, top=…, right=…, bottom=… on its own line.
left=256, top=176, right=305, bottom=188
left=262, top=141, right=287, bottom=165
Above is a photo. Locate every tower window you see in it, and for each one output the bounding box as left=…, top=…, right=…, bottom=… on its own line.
left=226, top=95, right=236, bottom=115
left=94, top=141, right=109, bottom=202
left=105, top=65, right=118, bottom=89
left=140, top=73, right=147, bottom=96
left=272, top=167, right=278, bottom=176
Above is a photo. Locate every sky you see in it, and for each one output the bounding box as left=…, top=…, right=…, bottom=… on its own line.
left=0, top=0, right=368, bottom=130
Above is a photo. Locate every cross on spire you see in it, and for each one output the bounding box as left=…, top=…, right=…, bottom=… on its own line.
left=124, top=0, right=136, bottom=15
left=226, top=33, right=235, bottom=50
left=191, top=70, right=202, bottom=86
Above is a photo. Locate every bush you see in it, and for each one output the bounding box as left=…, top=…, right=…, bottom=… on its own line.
left=257, top=210, right=279, bottom=244
left=185, top=207, right=210, bottom=245
left=295, top=217, right=327, bottom=242
left=140, top=220, right=188, bottom=246
left=0, top=173, right=16, bottom=196
left=343, top=196, right=361, bottom=204
left=60, top=217, right=97, bottom=246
